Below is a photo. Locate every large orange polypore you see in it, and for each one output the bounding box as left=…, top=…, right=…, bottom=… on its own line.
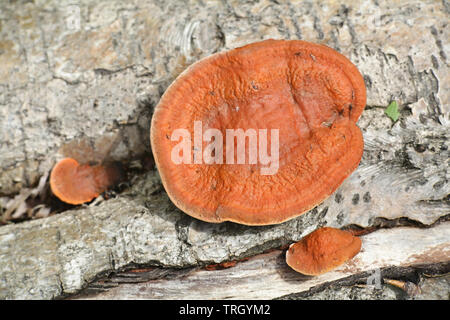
left=151, top=39, right=366, bottom=225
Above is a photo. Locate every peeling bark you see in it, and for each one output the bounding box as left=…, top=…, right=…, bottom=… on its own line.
left=0, top=0, right=449, bottom=299
left=71, top=223, right=450, bottom=300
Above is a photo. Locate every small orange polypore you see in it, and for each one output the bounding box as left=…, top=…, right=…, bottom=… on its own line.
left=286, top=227, right=362, bottom=276
left=50, top=158, right=121, bottom=205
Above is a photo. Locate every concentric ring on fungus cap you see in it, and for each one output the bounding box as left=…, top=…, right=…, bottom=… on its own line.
left=151, top=39, right=366, bottom=225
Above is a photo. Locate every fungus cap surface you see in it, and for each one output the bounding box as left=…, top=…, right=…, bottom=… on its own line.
left=50, top=158, right=120, bottom=205
left=286, top=227, right=362, bottom=276
left=151, top=39, right=366, bottom=225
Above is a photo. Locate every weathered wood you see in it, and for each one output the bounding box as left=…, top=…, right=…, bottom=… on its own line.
left=0, top=0, right=449, bottom=299
left=73, top=223, right=450, bottom=300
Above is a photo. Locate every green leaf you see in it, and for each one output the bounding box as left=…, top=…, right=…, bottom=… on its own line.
left=385, top=101, right=400, bottom=122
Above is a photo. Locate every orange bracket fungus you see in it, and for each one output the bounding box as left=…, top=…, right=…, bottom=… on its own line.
left=151, top=39, right=366, bottom=225
left=286, top=227, right=362, bottom=276
left=50, top=158, right=122, bottom=205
